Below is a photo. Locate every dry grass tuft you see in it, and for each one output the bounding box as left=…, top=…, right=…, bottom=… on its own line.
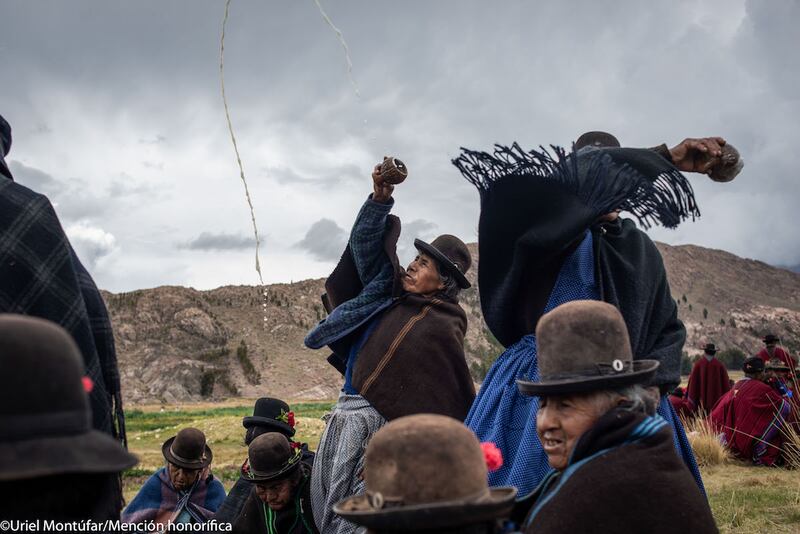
left=681, top=412, right=730, bottom=467
left=780, top=419, right=800, bottom=470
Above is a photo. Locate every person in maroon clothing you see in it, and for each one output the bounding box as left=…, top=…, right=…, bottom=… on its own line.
left=668, top=387, right=693, bottom=419
left=686, top=343, right=731, bottom=414
left=757, top=334, right=797, bottom=368
left=711, top=357, right=792, bottom=466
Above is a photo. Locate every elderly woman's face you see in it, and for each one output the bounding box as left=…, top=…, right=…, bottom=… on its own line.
left=536, top=393, right=616, bottom=471
left=402, top=252, right=445, bottom=296
left=167, top=462, right=201, bottom=492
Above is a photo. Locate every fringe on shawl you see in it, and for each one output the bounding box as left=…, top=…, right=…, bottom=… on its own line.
left=452, top=143, right=700, bottom=229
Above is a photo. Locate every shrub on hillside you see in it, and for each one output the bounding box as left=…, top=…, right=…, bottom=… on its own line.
left=717, top=348, right=747, bottom=370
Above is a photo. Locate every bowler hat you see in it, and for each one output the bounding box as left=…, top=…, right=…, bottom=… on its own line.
left=162, top=428, right=212, bottom=470
left=0, top=314, right=137, bottom=481
left=334, top=414, right=516, bottom=530
left=742, top=357, right=765, bottom=374
left=242, top=397, right=295, bottom=437
left=414, top=235, right=472, bottom=289
left=241, top=433, right=301, bottom=483
left=575, top=131, right=621, bottom=150
left=763, top=334, right=780, bottom=344
left=517, top=301, right=659, bottom=396
left=702, top=343, right=719, bottom=354
left=0, top=114, right=12, bottom=180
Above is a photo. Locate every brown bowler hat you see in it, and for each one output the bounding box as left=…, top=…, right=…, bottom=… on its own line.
left=574, top=131, right=621, bottom=150
left=334, top=414, right=516, bottom=530
left=517, top=301, right=659, bottom=396
left=414, top=234, right=472, bottom=289
left=0, top=314, right=138, bottom=481
left=162, top=428, right=212, bottom=470
left=240, top=433, right=301, bottom=483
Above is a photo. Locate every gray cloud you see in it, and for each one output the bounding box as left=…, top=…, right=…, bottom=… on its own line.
left=296, top=218, right=348, bottom=261
left=1, top=0, right=798, bottom=291
left=181, top=232, right=257, bottom=251
left=65, top=222, right=117, bottom=270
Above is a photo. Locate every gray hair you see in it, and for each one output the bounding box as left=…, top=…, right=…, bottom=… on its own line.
left=436, top=266, right=461, bottom=300
left=595, top=384, right=658, bottom=416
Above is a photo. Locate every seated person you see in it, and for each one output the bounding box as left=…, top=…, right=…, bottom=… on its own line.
left=0, top=315, right=137, bottom=520
left=216, top=397, right=314, bottom=523
left=233, top=433, right=317, bottom=533
left=514, top=301, right=716, bottom=533
left=668, top=386, right=693, bottom=419
left=334, top=414, right=516, bottom=534
left=123, top=428, right=226, bottom=525
left=711, top=357, right=793, bottom=466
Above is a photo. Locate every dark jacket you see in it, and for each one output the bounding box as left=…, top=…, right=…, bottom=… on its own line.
left=231, top=464, right=317, bottom=534
left=516, top=409, right=717, bottom=534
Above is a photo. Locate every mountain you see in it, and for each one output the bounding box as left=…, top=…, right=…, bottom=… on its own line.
left=107, top=242, right=800, bottom=404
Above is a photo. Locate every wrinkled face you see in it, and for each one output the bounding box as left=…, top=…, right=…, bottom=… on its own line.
left=402, top=252, right=444, bottom=296
left=536, top=393, right=616, bottom=471
left=167, top=462, right=201, bottom=492
left=255, top=477, right=297, bottom=511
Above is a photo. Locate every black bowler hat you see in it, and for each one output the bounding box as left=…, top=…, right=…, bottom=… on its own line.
left=763, top=334, right=780, bottom=344
left=518, top=301, right=659, bottom=396
left=413, top=235, right=472, bottom=289
left=162, top=428, right=213, bottom=470
left=241, top=433, right=302, bottom=483
left=242, top=397, right=295, bottom=437
left=575, top=131, right=621, bottom=150
left=0, top=114, right=12, bottom=180
left=702, top=343, right=719, bottom=354
left=0, top=314, right=138, bottom=481
left=742, top=357, right=765, bottom=374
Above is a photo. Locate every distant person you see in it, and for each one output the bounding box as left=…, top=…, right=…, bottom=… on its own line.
left=452, top=132, right=728, bottom=495
left=711, top=357, right=792, bottom=466
left=334, top=414, right=516, bottom=534
left=233, top=433, right=317, bottom=533
left=513, top=301, right=717, bottom=533
left=686, top=343, right=731, bottom=414
left=215, top=397, right=314, bottom=523
left=757, top=334, right=797, bottom=368
left=0, top=114, right=125, bottom=442
left=123, top=428, right=226, bottom=525
left=304, top=158, right=475, bottom=533
left=0, top=314, right=137, bottom=520
left=668, top=386, right=693, bottom=419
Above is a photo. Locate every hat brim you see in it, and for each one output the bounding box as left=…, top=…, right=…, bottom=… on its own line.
left=414, top=239, right=471, bottom=289
left=517, top=360, right=660, bottom=396
left=242, top=416, right=295, bottom=437
left=162, top=437, right=213, bottom=469
left=0, top=430, right=138, bottom=481
left=240, top=452, right=302, bottom=483
left=334, top=487, right=517, bottom=530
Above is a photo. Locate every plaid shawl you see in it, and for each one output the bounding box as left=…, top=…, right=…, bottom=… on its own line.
left=122, top=467, right=226, bottom=525
left=0, top=176, right=124, bottom=440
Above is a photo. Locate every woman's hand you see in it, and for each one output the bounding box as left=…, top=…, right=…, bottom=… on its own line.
left=372, top=157, right=394, bottom=203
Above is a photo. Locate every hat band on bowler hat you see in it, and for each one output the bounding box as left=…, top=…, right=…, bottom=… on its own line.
left=540, top=359, right=636, bottom=381
left=0, top=409, right=90, bottom=441
left=245, top=449, right=301, bottom=481
left=169, top=444, right=207, bottom=467
left=364, top=487, right=492, bottom=511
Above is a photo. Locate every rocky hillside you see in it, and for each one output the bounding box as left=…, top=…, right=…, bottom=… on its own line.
left=107, top=242, right=800, bottom=404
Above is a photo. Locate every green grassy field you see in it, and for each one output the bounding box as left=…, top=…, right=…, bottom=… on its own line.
left=123, top=400, right=800, bottom=532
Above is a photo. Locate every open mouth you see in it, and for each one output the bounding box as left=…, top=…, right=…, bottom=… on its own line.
left=541, top=436, right=564, bottom=453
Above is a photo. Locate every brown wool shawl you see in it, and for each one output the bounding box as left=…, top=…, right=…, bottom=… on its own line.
left=351, top=292, right=476, bottom=421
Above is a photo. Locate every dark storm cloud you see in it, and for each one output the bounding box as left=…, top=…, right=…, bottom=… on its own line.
left=296, top=218, right=348, bottom=261
left=181, top=232, right=257, bottom=251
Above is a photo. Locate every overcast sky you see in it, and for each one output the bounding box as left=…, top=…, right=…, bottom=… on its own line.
left=2, top=0, right=798, bottom=292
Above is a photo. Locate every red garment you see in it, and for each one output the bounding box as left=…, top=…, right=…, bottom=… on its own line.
left=669, top=393, right=693, bottom=419
left=686, top=356, right=731, bottom=413
left=710, top=378, right=791, bottom=466
left=757, top=346, right=797, bottom=368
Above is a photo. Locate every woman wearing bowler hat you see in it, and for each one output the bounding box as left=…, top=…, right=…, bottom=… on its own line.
left=304, top=158, right=476, bottom=533
left=123, top=427, right=226, bottom=525
left=233, top=433, right=317, bottom=533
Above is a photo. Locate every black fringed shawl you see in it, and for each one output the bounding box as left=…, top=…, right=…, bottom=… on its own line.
left=452, top=144, right=695, bottom=390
